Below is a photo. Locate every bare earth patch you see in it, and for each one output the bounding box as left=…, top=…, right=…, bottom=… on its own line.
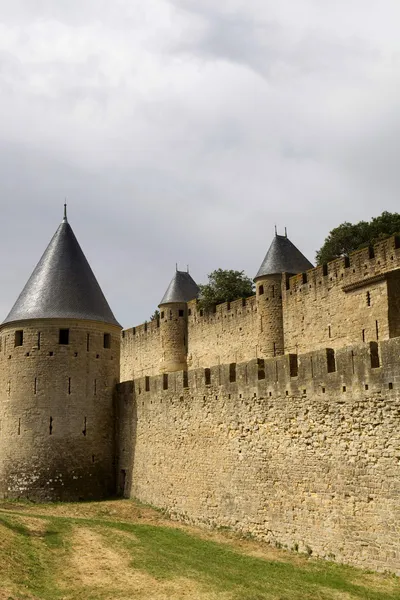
left=61, top=526, right=230, bottom=600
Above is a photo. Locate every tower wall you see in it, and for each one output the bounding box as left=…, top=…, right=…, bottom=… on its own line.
left=159, top=303, right=188, bottom=373
left=255, top=274, right=284, bottom=358
left=0, top=319, right=120, bottom=501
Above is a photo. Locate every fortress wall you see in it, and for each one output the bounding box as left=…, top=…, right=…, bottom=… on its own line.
left=283, top=236, right=400, bottom=354
left=117, top=339, right=400, bottom=574
left=187, top=295, right=258, bottom=369
left=0, top=319, right=120, bottom=501
left=121, top=320, right=161, bottom=380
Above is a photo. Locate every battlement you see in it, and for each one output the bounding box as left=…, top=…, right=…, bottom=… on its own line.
left=285, top=234, right=400, bottom=293
left=187, top=294, right=257, bottom=323
left=122, top=336, right=400, bottom=400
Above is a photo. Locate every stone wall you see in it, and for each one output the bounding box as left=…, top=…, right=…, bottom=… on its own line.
left=121, top=320, right=161, bottom=380
left=187, top=295, right=258, bottom=368
left=283, top=236, right=400, bottom=354
left=0, top=319, right=120, bottom=501
left=116, top=338, right=400, bottom=574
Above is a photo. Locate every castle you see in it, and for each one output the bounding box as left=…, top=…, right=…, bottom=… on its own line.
left=0, top=209, right=399, bottom=575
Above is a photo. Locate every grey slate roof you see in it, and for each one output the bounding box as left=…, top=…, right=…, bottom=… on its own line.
left=159, top=271, right=199, bottom=305
left=3, top=216, right=121, bottom=327
left=255, top=234, right=313, bottom=279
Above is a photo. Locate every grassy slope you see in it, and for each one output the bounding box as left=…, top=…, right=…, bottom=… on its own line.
left=0, top=499, right=399, bottom=600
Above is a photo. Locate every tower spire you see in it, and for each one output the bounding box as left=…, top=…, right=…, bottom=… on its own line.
left=63, top=200, right=67, bottom=222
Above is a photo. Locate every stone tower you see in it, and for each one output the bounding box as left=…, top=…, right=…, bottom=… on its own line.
left=0, top=209, right=121, bottom=501
left=255, top=232, right=313, bottom=358
left=159, top=270, right=199, bottom=373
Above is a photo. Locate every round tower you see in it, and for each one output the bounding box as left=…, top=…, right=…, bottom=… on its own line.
left=255, top=231, right=313, bottom=359
left=159, top=270, right=199, bottom=373
left=0, top=208, right=121, bottom=501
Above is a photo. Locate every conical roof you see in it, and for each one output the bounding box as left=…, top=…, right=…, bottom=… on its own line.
left=255, top=234, right=313, bottom=279
left=3, top=213, right=120, bottom=327
left=159, top=271, right=199, bottom=305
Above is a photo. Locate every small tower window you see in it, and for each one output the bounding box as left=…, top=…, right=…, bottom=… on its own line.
left=161, top=311, right=165, bottom=319
left=59, top=329, right=69, bottom=345
left=15, top=330, right=23, bottom=347
left=259, top=285, right=264, bottom=295
left=178, top=309, right=184, bottom=317
left=366, top=291, right=371, bottom=306
left=103, top=333, right=111, bottom=349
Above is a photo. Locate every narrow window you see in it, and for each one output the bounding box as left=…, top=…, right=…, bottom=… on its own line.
left=229, top=363, right=236, bottom=383
left=18, top=418, right=21, bottom=435
left=257, top=358, right=265, bottom=380
left=368, top=245, right=375, bottom=259
left=199, top=309, right=204, bottom=317
left=103, top=333, right=111, bottom=349
left=68, top=377, right=71, bottom=395
left=49, top=416, right=53, bottom=435
left=271, top=285, right=275, bottom=298
left=188, top=309, right=191, bottom=316
left=273, top=342, right=277, bottom=357
left=366, top=291, right=371, bottom=306
left=375, top=320, right=379, bottom=340
left=178, top=309, right=184, bottom=317
left=183, top=371, right=189, bottom=388
left=389, top=382, right=393, bottom=390
left=328, top=325, right=331, bottom=338
left=37, top=332, right=41, bottom=349
left=59, top=329, right=69, bottom=345
left=259, top=285, right=264, bottom=295
left=302, top=273, right=307, bottom=284
left=205, top=368, right=211, bottom=385
left=161, top=311, right=165, bottom=319
left=34, top=377, right=37, bottom=395
left=370, top=341, right=380, bottom=368
left=351, top=350, right=355, bottom=374
left=145, top=376, right=150, bottom=392
left=344, top=256, right=350, bottom=268
left=163, top=374, right=168, bottom=390
left=82, top=417, right=87, bottom=436
left=289, top=354, right=298, bottom=378
left=227, top=302, right=231, bottom=311
left=15, top=330, right=23, bottom=347
left=326, top=348, right=336, bottom=373
left=323, top=264, right=328, bottom=276
left=87, top=333, right=90, bottom=351
left=362, top=329, right=365, bottom=342
left=94, top=379, right=97, bottom=395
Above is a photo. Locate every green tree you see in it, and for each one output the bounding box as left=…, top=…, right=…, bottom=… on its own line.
left=198, top=269, right=254, bottom=313
left=316, top=211, right=400, bottom=264
left=150, top=309, right=160, bottom=321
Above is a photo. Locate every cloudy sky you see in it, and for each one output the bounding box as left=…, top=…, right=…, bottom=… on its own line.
left=0, top=0, right=399, bottom=327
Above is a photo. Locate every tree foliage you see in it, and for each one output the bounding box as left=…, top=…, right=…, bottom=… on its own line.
left=198, top=269, right=254, bottom=313
left=149, top=309, right=160, bottom=321
left=316, top=211, right=400, bottom=265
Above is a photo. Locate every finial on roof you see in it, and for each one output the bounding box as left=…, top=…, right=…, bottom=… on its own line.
left=176, top=263, right=178, bottom=272
left=274, top=225, right=277, bottom=236
left=285, top=227, right=287, bottom=238
left=63, top=200, right=67, bottom=222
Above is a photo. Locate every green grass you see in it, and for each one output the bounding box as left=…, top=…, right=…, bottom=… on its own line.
left=0, top=500, right=399, bottom=600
